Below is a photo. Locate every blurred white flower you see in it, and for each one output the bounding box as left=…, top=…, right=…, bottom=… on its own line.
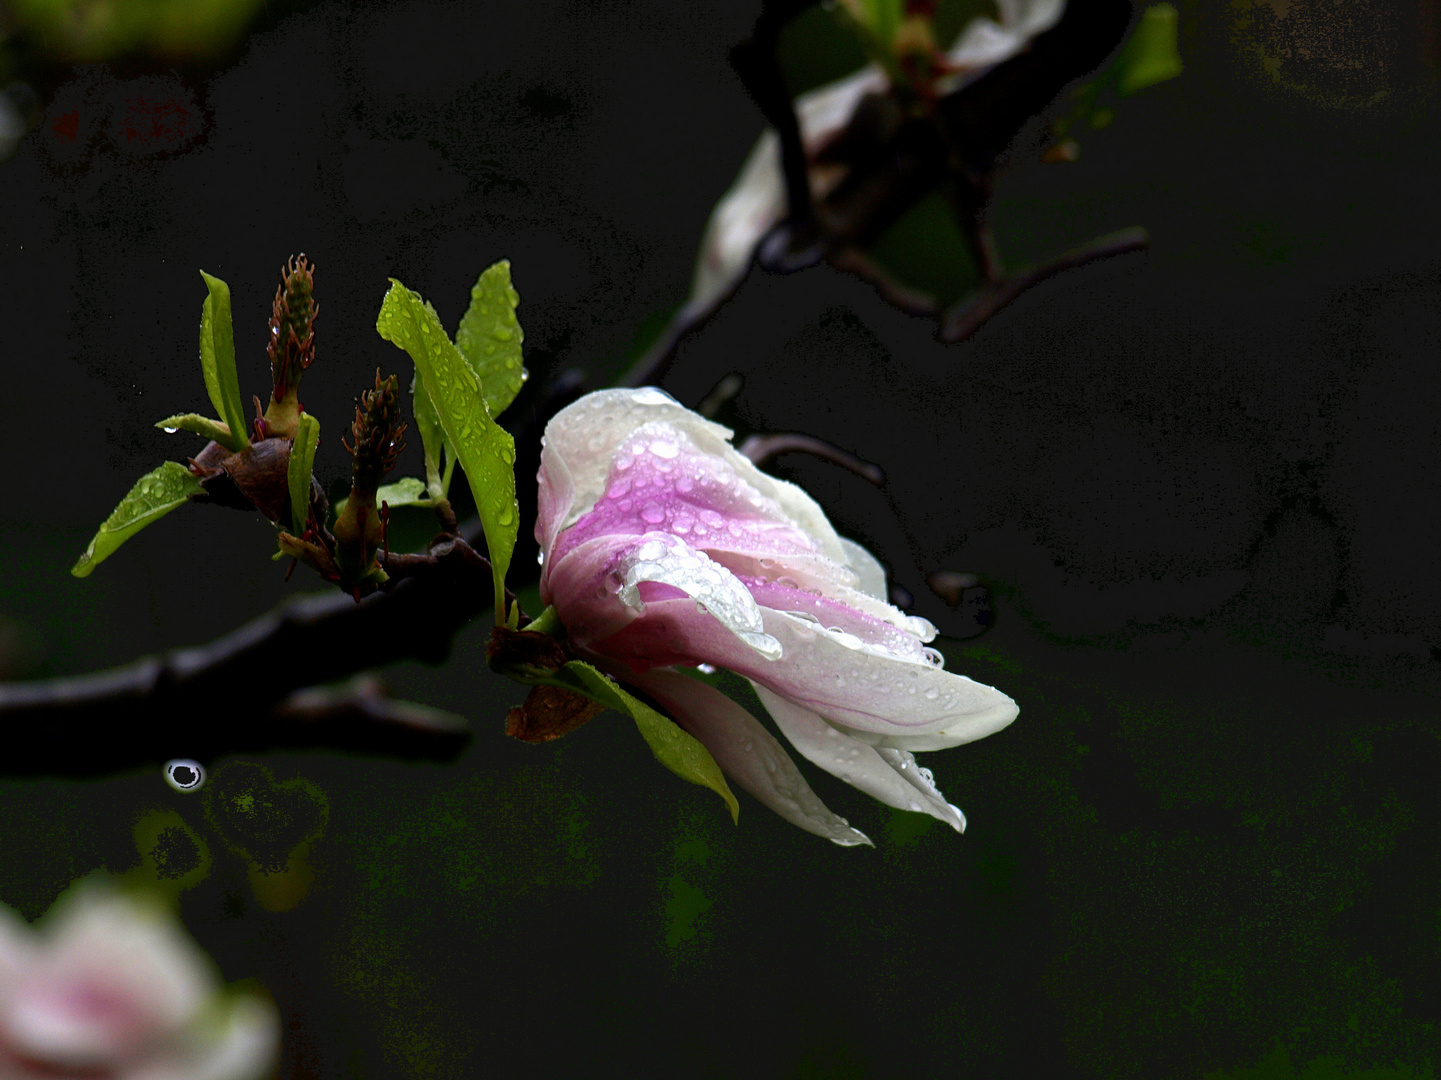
left=687, top=0, right=1066, bottom=317
left=0, top=879, right=278, bottom=1080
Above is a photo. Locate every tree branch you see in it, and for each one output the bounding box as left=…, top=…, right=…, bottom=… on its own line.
left=0, top=532, right=513, bottom=778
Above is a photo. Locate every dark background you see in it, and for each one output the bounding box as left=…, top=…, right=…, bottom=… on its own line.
left=1, top=0, right=1440, bottom=1077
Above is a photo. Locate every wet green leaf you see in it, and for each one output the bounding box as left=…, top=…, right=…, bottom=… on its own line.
left=334, top=477, right=431, bottom=519
left=376, top=280, right=518, bottom=621
left=410, top=369, right=449, bottom=499
left=197, top=271, right=251, bottom=450
left=71, top=461, right=205, bottom=577
left=287, top=413, right=320, bottom=534
left=454, top=260, right=527, bottom=420
left=154, top=413, right=240, bottom=452
left=509, top=657, right=739, bottom=824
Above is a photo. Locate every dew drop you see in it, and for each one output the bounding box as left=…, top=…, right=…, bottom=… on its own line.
left=640, top=503, right=666, bottom=524
left=162, top=426, right=179, bottom=434
left=164, top=758, right=206, bottom=793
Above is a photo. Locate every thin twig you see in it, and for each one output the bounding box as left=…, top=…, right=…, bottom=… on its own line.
left=825, top=247, right=939, bottom=317
left=938, top=227, right=1150, bottom=343
left=738, top=433, right=886, bottom=487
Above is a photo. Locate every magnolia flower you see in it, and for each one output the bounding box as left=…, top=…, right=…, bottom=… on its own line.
left=687, top=0, right=1067, bottom=319
left=537, top=389, right=1017, bottom=845
left=0, top=880, right=279, bottom=1080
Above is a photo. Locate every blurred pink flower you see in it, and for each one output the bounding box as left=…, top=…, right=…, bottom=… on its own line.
left=0, top=880, right=278, bottom=1080
left=537, top=388, right=1017, bottom=845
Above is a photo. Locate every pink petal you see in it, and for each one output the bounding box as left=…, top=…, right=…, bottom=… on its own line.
left=549, top=421, right=852, bottom=594
left=2, top=884, right=214, bottom=1068
left=751, top=683, right=969, bottom=832
left=539, top=390, right=852, bottom=567
left=628, top=669, right=870, bottom=846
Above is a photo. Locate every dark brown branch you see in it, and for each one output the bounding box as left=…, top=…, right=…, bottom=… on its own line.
left=0, top=533, right=515, bottom=778
left=937, top=226, right=1150, bottom=343
left=730, top=0, right=818, bottom=244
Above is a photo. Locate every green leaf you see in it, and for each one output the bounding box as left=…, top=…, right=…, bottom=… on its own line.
left=1114, top=3, right=1183, bottom=97
left=197, top=271, right=251, bottom=451
left=334, top=477, right=431, bottom=519
left=376, top=280, right=519, bottom=622
left=154, top=413, right=241, bottom=452
left=72, top=461, right=206, bottom=577
left=522, top=659, right=739, bottom=824
left=454, top=260, right=527, bottom=420
left=410, top=369, right=449, bottom=499
left=287, top=413, right=320, bottom=534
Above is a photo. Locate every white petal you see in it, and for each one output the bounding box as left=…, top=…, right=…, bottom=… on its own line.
left=754, top=608, right=1016, bottom=741
left=752, top=683, right=967, bottom=833
left=686, top=64, right=888, bottom=319
left=837, top=537, right=888, bottom=601
left=128, top=993, right=281, bottom=1080
left=631, top=669, right=871, bottom=847
left=535, top=440, right=576, bottom=591
left=0, top=901, right=35, bottom=983
left=938, top=0, right=1067, bottom=94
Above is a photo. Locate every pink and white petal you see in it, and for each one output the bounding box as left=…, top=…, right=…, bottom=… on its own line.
left=751, top=683, right=967, bottom=833
left=43, top=887, right=210, bottom=1036
left=552, top=422, right=859, bottom=596
left=550, top=533, right=781, bottom=662
left=744, top=578, right=934, bottom=661
left=542, top=392, right=852, bottom=567
left=629, top=668, right=871, bottom=847
left=542, top=389, right=737, bottom=531
left=594, top=596, right=1017, bottom=741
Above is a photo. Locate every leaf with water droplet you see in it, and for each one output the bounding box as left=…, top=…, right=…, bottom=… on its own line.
left=501, top=657, right=738, bottom=824
left=454, top=260, right=527, bottom=420
left=287, top=413, right=320, bottom=534
left=153, top=413, right=241, bottom=452
left=377, top=279, right=518, bottom=621
left=197, top=271, right=251, bottom=451
left=410, top=368, right=450, bottom=499
left=72, top=461, right=205, bottom=577
left=334, top=476, right=430, bottom=519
